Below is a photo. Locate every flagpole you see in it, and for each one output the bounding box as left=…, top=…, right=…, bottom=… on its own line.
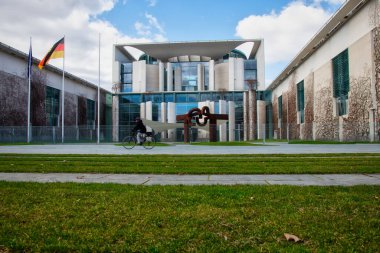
left=97, top=33, right=101, bottom=144
left=62, top=35, right=65, bottom=143
left=27, top=37, right=32, bottom=143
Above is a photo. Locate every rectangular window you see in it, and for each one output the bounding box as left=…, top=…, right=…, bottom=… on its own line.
left=297, top=80, right=305, bottom=123
left=244, top=60, right=257, bottom=90
left=86, top=99, right=95, bottom=128
left=120, top=62, right=133, bottom=92
left=278, top=96, right=282, bottom=120
left=333, top=49, right=349, bottom=116
left=45, top=86, right=60, bottom=126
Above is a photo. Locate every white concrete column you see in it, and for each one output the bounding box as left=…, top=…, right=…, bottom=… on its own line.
left=146, top=101, right=152, bottom=120
left=167, top=102, right=176, bottom=141
left=161, top=102, right=167, bottom=139
left=209, top=60, right=215, bottom=91
left=257, top=100, right=266, bottom=140
left=140, top=102, right=146, bottom=119
left=167, top=63, right=173, bottom=91
left=132, top=60, right=146, bottom=92
left=145, top=101, right=153, bottom=132
left=174, top=67, right=182, bottom=91
left=197, top=64, right=204, bottom=91
left=219, top=100, right=227, bottom=142
left=228, top=57, right=235, bottom=91
left=228, top=101, right=235, bottom=142
left=159, top=61, right=165, bottom=92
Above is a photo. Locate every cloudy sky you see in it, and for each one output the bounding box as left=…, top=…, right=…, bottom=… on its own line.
left=0, top=0, right=346, bottom=91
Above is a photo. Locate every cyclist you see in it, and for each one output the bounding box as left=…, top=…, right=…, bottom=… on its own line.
left=132, top=117, right=147, bottom=145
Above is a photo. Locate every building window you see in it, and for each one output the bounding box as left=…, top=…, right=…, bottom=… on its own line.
left=120, top=62, right=132, bottom=92
left=45, top=86, right=60, bottom=126
left=297, top=80, right=305, bottom=124
left=333, top=49, right=349, bottom=116
left=244, top=60, right=257, bottom=90
left=87, top=99, right=95, bottom=128
left=278, top=96, right=282, bottom=120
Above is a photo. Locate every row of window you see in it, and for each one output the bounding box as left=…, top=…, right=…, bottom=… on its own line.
left=278, top=48, right=350, bottom=123
left=118, top=91, right=245, bottom=105
left=119, top=100, right=245, bottom=129
left=120, top=59, right=258, bottom=93
left=45, top=86, right=95, bottom=127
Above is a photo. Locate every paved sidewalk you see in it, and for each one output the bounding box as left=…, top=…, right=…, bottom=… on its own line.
left=1, top=173, right=379, bottom=186
left=0, top=143, right=380, bottom=155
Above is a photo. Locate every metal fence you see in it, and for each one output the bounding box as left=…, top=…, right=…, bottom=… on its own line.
left=0, top=121, right=378, bottom=143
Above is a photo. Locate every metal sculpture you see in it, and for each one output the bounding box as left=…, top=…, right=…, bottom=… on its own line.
left=176, top=106, right=228, bottom=143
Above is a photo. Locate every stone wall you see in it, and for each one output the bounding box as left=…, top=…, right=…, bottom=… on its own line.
left=0, top=70, right=28, bottom=126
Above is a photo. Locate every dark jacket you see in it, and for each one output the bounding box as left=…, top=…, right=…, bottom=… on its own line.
left=132, top=120, right=146, bottom=133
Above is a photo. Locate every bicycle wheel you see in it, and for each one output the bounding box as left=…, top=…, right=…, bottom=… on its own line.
left=122, top=136, right=136, bottom=149
left=143, top=136, right=156, bottom=149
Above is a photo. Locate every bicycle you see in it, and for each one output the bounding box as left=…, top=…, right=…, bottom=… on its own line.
left=122, top=131, right=156, bottom=149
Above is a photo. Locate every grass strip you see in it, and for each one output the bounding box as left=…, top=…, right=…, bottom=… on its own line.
left=0, top=182, right=378, bottom=252
left=0, top=153, right=379, bottom=174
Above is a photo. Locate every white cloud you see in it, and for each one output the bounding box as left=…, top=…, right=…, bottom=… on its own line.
left=236, top=1, right=332, bottom=65
left=145, top=13, right=165, bottom=34
left=0, top=0, right=152, bottom=91
left=313, top=0, right=346, bottom=6
left=235, top=1, right=340, bottom=86
left=146, top=0, right=157, bottom=7
left=134, top=13, right=167, bottom=42
left=135, top=22, right=151, bottom=36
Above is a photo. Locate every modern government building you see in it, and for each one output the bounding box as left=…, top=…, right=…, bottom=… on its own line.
left=0, top=0, right=379, bottom=143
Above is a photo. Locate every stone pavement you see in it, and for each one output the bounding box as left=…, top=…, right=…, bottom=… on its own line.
left=1, top=173, right=379, bottom=186
left=0, top=143, right=380, bottom=154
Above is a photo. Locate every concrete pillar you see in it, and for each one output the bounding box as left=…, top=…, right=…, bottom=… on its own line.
left=167, top=63, right=173, bottom=91
left=209, top=60, right=215, bottom=91
left=161, top=102, right=167, bottom=139
left=112, top=95, right=119, bottom=142
left=174, top=67, right=182, bottom=91
left=257, top=100, right=266, bottom=140
left=159, top=61, right=165, bottom=92
left=132, top=60, right=146, bottom=92
left=219, top=100, right=227, bottom=142
left=145, top=101, right=152, bottom=132
left=167, top=102, right=176, bottom=141
left=140, top=102, right=146, bottom=119
left=228, top=101, right=235, bottom=142
left=243, top=91, right=249, bottom=141
left=248, top=89, right=256, bottom=140
left=197, top=64, right=204, bottom=91
left=228, top=57, right=235, bottom=91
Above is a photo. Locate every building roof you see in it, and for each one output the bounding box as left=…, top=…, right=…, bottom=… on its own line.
left=0, top=41, right=109, bottom=93
left=268, top=0, right=370, bottom=91
left=115, top=39, right=262, bottom=62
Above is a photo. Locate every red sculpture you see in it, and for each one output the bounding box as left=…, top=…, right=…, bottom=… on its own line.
left=176, top=106, right=228, bottom=143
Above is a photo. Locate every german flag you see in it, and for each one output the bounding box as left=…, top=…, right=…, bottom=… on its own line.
left=38, top=37, right=64, bottom=69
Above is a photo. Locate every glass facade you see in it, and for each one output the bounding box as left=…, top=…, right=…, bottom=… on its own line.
left=86, top=99, right=95, bottom=128
left=244, top=60, right=257, bottom=90
left=45, top=86, right=60, bottom=126
left=120, top=62, right=132, bottom=92
left=172, top=62, right=209, bottom=91
left=118, top=91, right=245, bottom=140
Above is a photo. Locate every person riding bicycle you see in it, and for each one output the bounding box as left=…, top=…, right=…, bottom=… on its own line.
left=132, top=117, right=146, bottom=145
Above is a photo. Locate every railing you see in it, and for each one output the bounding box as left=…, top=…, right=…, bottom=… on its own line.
left=0, top=122, right=378, bottom=143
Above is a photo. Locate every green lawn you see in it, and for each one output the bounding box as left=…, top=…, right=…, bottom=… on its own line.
left=0, top=182, right=378, bottom=252
left=190, top=141, right=265, bottom=146
left=0, top=153, right=379, bottom=174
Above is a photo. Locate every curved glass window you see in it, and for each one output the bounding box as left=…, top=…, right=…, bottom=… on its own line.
left=139, top=54, right=157, bottom=65
left=223, top=49, right=247, bottom=61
